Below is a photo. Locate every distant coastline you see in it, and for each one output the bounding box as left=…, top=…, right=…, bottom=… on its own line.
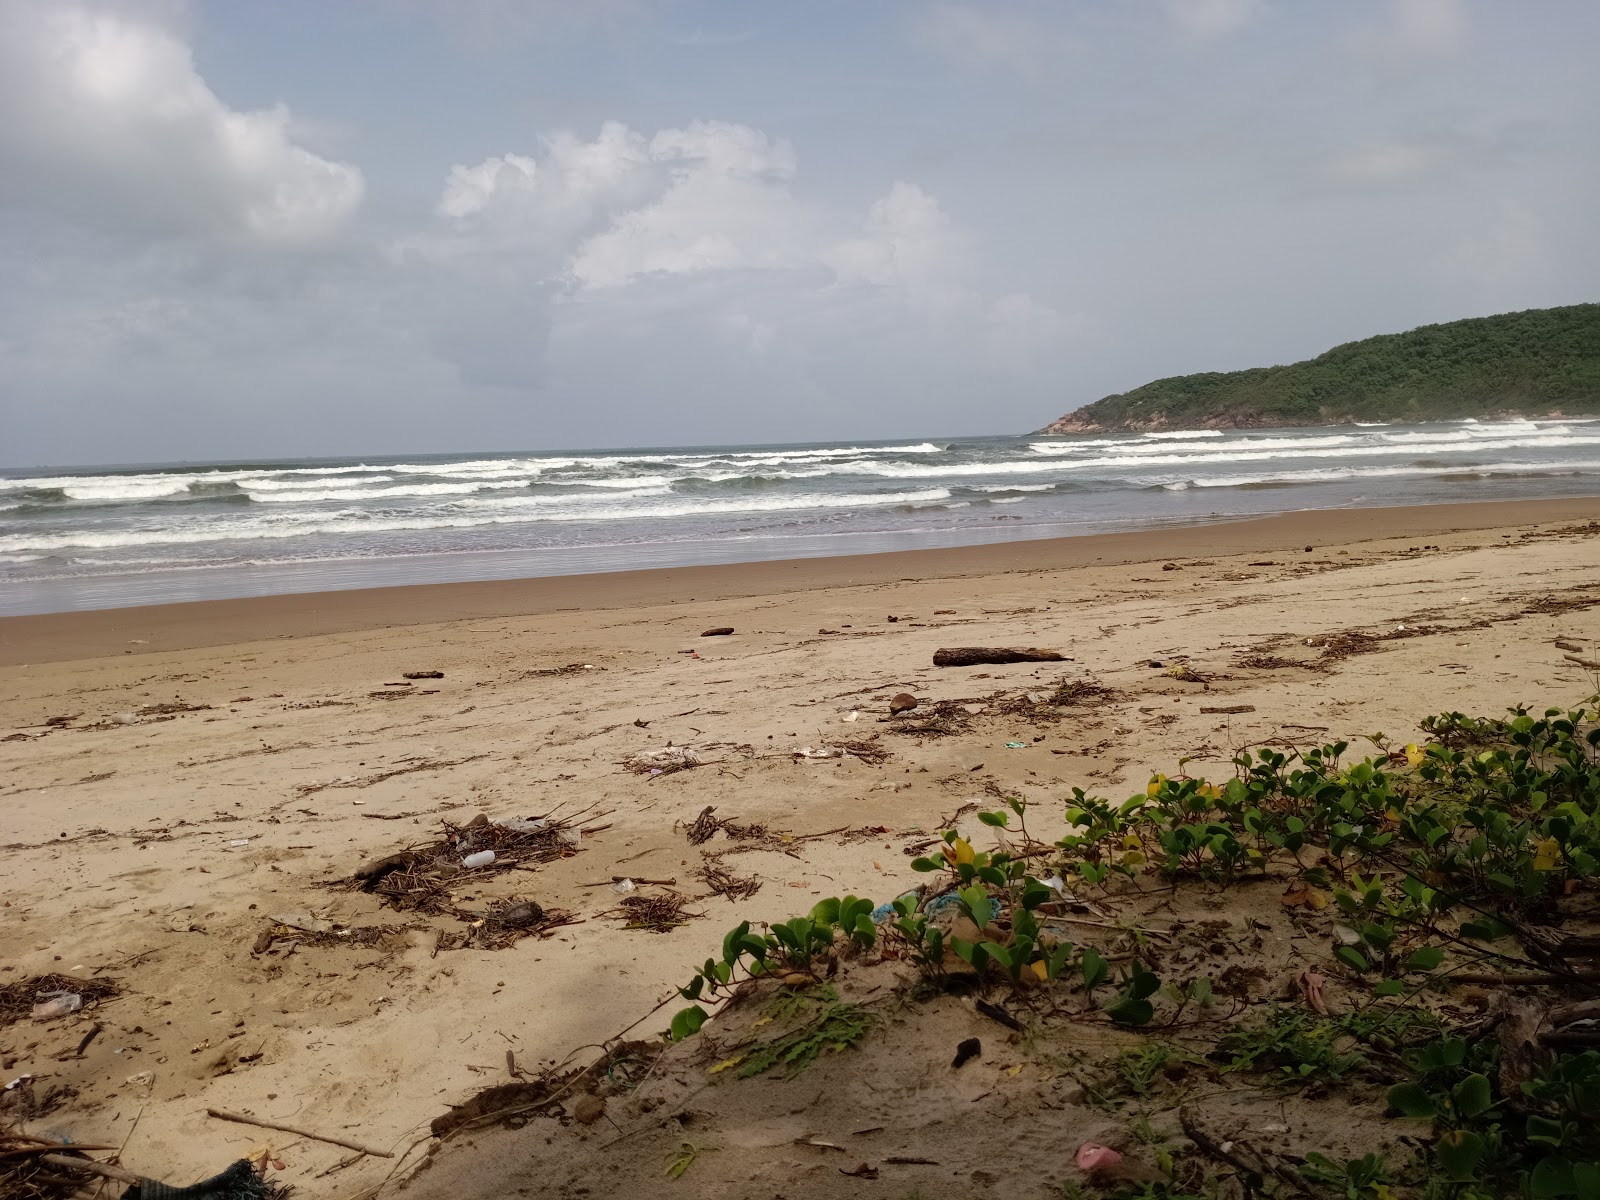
left=1040, top=302, right=1600, bottom=434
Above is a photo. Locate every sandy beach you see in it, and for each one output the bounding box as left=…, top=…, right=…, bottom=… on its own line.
left=3, top=495, right=1599, bottom=1197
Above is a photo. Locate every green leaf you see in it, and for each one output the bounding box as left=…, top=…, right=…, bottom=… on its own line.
left=1531, top=1156, right=1577, bottom=1199
left=809, top=897, right=841, bottom=924
left=1374, top=979, right=1405, bottom=996
left=1571, top=1161, right=1600, bottom=1200
left=722, top=921, right=751, bottom=965
left=1128, top=961, right=1162, bottom=1000
left=1434, top=1130, right=1486, bottom=1183
left=1105, top=997, right=1154, bottom=1026
left=1334, top=946, right=1370, bottom=972
left=1046, top=942, right=1074, bottom=980
left=981, top=941, right=1013, bottom=971
left=959, top=886, right=994, bottom=931
left=712, top=961, right=732, bottom=984
left=1080, top=947, right=1108, bottom=990
left=669, top=1005, right=708, bottom=1042
left=910, top=856, right=942, bottom=872
left=1406, top=945, right=1446, bottom=972
left=1526, top=1114, right=1566, bottom=1147
left=1386, top=1082, right=1438, bottom=1118
left=977, top=810, right=1009, bottom=827
left=1451, top=1073, right=1492, bottom=1119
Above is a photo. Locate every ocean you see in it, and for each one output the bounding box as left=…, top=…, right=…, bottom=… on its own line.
left=3, top=418, right=1598, bottom=616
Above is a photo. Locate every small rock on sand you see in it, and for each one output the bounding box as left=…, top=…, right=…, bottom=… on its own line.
left=889, top=692, right=918, bottom=714
left=700, top=627, right=735, bottom=637
left=572, top=1093, right=606, bottom=1125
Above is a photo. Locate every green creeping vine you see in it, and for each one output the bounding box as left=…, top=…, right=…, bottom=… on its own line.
left=664, top=698, right=1600, bottom=1197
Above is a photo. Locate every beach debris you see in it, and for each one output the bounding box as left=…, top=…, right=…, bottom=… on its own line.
left=932, top=647, right=1064, bottom=667
left=270, top=912, right=334, bottom=934
left=697, top=854, right=762, bottom=900
left=1200, top=704, right=1256, bottom=714
left=1075, top=1143, right=1124, bottom=1173
left=572, top=1094, right=607, bottom=1125
left=841, top=1163, right=880, bottom=1179
left=888, top=692, right=918, bottom=714
left=686, top=806, right=722, bottom=845
left=402, top=670, right=444, bottom=679
left=29, top=991, right=82, bottom=1021
left=613, top=890, right=701, bottom=933
left=886, top=699, right=976, bottom=738
left=826, top=734, right=893, bottom=765
left=2, top=974, right=119, bottom=1028
left=521, top=662, right=601, bottom=678
left=207, top=1106, right=393, bottom=1158
left=1165, top=664, right=1210, bottom=683
left=700, top=627, right=735, bottom=637
left=951, top=1038, right=981, bottom=1068
left=975, top=999, right=1024, bottom=1032
left=296, top=753, right=486, bottom=796
left=342, top=814, right=589, bottom=914
left=611, top=878, right=638, bottom=895
left=461, top=849, right=497, bottom=869
left=1004, top=741, right=1026, bottom=749
left=793, top=745, right=843, bottom=760
left=625, top=746, right=701, bottom=775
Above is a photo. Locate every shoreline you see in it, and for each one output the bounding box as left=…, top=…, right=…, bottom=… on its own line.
left=3, top=494, right=1596, bottom=666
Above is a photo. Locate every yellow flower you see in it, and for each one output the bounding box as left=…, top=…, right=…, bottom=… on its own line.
left=1146, top=773, right=1168, bottom=797
left=1404, top=743, right=1426, bottom=767
left=1026, top=960, right=1048, bottom=982
left=947, top=836, right=976, bottom=866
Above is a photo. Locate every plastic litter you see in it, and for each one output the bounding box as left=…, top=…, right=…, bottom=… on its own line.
left=493, top=818, right=547, bottom=833
left=271, top=912, right=333, bottom=934
left=228, top=839, right=251, bottom=847
left=793, top=746, right=843, bottom=760
left=1005, top=741, right=1027, bottom=749
left=461, top=850, right=496, bottom=869
left=611, top=878, right=638, bottom=895
left=1075, top=1143, right=1123, bottom=1172
left=31, top=991, right=83, bottom=1020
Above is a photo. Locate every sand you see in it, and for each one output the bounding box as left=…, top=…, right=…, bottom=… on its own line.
left=1, top=496, right=1597, bottom=1197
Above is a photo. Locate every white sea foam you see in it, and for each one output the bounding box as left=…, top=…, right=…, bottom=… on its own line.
left=0, top=488, right=955, bottom=554
left=1142, top=429, right=1225, bottom=439
left=1185, top=459, right=1600, bottom=489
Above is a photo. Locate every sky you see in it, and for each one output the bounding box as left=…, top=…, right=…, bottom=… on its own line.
left=1, top=0, right=1597, bottom=467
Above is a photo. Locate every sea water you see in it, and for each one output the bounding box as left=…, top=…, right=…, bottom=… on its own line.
left=2, top=418, right=1598, bottom=615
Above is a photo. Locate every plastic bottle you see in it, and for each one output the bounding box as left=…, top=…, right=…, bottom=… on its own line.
left=461, top=850, right=496, bottom=869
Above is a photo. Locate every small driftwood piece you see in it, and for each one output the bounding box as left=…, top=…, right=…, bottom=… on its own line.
left=932, top=647, right=1064, bottom=668
left=39, top=1154, right=142, bottom=1185
left=206, top=1106, right=394, bottom=1158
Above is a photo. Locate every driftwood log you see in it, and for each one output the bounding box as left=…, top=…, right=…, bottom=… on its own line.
left=932, top=647, right=1064, bottom=668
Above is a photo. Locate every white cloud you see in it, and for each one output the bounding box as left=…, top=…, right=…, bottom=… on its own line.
left=1163, top=0, right=1267, bottom=38
left=0, top=1, right=363, bottom=244
left=409, top=122, right=1068, bottom=387
left=914, top=4, right=1073, bottom=78
left=1352, top=0, right=1467, bottom=64
left=826, top=182, right=967, bottom=312
left=1321, top=140, right=1446, bottom=186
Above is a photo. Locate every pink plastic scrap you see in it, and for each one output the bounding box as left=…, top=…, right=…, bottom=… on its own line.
left=1075, top=1143, right=1123, bottom=1172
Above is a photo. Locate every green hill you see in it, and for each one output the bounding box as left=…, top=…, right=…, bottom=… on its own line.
left=1039, top=302, right=1600, bottom=433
